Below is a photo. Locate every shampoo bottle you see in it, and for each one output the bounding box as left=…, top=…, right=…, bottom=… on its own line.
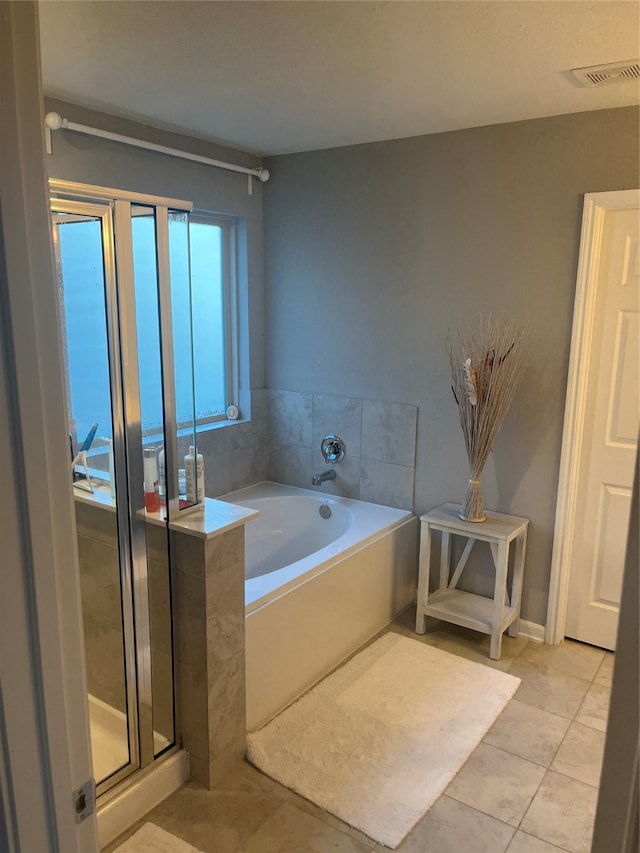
left=143, top=446, right=160, bottom=512
left=184, top=445, right=205, bottom=504
left=158, top=446, right=166, bottom=500
left=108, top=437, right=116, bottom=501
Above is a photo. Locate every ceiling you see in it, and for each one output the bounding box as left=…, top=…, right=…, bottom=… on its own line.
left=38, top=1, right=640, bottom=157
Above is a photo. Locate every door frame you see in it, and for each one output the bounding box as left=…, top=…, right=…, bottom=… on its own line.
left=0, top=2, right=98, bottom=849
left=546, top=189, right=640, bottom=645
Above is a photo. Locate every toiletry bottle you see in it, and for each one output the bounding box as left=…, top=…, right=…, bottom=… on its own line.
left=184, top=445, right=205, bottom=503
left=108, top=437, right=116, bottom=501
left=158, top=446, right=165, bottom=500
left=143, top=446, right=160, bottom=512
left=178, top=468, right=187, bottom=499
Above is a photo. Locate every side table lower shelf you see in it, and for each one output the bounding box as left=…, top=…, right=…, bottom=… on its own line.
left=424, top=588, right=518, bottom=637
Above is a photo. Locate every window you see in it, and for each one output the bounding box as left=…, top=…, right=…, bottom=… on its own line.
left=54, top=199, right=240, bottom=460
left=132, top=209, right=239, bottom=435
left=188, top=213, right=238, bottom=425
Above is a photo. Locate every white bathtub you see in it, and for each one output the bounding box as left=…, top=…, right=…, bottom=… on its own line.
left=222, top=482, right=419, bottom=730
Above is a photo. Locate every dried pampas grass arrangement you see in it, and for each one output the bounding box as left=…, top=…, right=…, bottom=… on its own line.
left=448, top=316, right=526, bottom=522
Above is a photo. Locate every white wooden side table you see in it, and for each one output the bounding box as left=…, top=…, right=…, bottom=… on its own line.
left=415, top=502, right=529, bottom=659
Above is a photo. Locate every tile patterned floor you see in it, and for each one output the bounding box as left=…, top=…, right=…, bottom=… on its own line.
left=104, top=608, right=612, bottom=853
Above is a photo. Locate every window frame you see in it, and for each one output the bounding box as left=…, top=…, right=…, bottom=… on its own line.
left=50, top=181, right=242, bottom=448
left=188, top=210, right=240, bottom=427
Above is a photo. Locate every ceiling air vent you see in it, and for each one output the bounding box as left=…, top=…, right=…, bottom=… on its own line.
left=571, top=60, right=640, bottom=88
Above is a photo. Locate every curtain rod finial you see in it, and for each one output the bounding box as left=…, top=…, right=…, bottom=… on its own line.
left=45, top=112, right=63, bottom=130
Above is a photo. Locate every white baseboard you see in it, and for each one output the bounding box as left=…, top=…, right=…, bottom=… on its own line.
left=97, top=749, right=189, bottom=847
left=518, top=620, right=546, bottom=643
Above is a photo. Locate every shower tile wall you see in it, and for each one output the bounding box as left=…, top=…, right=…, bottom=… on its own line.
left=76, top=501, right=175, bottom=743
left=190, top=389, right=268, bottom=498
left=193, top=387, right=418, bottom=510
left=146, top=524, right=176, bottom=742
left=267, top=390, right=418, bottom=510
left=75, top=501, right=126, bottom=714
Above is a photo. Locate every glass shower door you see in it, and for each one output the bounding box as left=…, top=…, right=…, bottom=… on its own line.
left=52, top=204, right=138, bottom=788
left=51, top=185, right=197, bottom=798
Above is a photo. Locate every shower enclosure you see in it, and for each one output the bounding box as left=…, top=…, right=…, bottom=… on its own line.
left=50, top=180, right=202, bottom=797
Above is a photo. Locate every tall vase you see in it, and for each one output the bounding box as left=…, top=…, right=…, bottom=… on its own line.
left=459, top=476, right=485, bottom=522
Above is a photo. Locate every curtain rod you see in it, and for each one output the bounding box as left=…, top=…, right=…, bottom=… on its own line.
left=44, top=112, right=270, bottom=194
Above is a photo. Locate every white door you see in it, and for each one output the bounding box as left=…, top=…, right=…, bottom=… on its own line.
left=565, top=205, right=639, bottom=649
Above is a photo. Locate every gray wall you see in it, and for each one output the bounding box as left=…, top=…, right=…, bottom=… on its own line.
left=263, top=107, right=640, bottom=625
left=45, top=99, right=270, bottom=498
left=45, top=97, right=266, bottom=393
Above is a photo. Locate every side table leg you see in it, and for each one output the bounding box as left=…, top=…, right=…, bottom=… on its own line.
left=415, top=523, right=432, bottom=634
left=439, top=531, right=451, bottom=589
left=490, top=540, right=508, bottom=660
left=508, top=528, right=528, bottom=638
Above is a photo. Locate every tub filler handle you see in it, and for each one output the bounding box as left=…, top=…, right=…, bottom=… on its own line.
left=320, top=434, right=346, bottom=464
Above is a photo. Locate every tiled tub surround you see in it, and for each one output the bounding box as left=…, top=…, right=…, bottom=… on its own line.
left=180, top=388, right=418, bottom=510
left=179, top=389, right=268, bottom=499
left=267, top=390, right=418, bottom=510
left=223, top=482, right=419, bottom=731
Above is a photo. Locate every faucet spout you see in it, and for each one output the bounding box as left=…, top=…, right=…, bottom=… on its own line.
left=312, top=469, right=336, bottom=486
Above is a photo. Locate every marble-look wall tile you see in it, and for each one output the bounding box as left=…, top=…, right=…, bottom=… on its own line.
left=145, top=524, right=170, bottom=567
left=268, top=389, right=313, bottom=448
left=205, top=528, right=245, bottom=668
left=175, top=566, right=207, bottom=624
left=174, top=525, right=246, bottom=789
left=231, top=444, right=267, bottom=492
left=82, top=616, right=127, bottom=712
left=232, top=389, right=267, bottom=451
left=312, top=393, right=362, bottom=458
left=77, top=534, right=121, bottom=631
left=75, top=501, right=118, bottom=544
left=80, top=575, right=122, bottom=632
left=265, top=389, right=419, bottom=510
left=178, top=660, right=209, bottom=770
left=359, top=458, right=415, bottom=510
left=148, top=558, right=172, bottom=656
left=268, top=443, right=313, bottom=489
left=361, top=400, right=418, bottom=468
left=76, top=502, right=127, bottom=714
left=152, top=648, right=175, bottom=742
left=173, top=536, right=206, bottom=670
left=204, top=527, right=246, bottom=780
left=176, top=387, right=269, bottom=499
left=196, top=427, right=233, bottom=498
left=207, top=649, right=246, bottom=761
left=204, top=458, right=233, bottom=498
left=311, top=448, right=361, bottom=500
left=171, top=530, right=205, bottom=579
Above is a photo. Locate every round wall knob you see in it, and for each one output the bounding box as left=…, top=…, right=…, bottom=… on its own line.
left=320, top=434, right=346, bottom=464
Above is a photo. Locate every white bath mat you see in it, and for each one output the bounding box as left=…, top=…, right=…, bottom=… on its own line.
left=247, top=632, right=520, bottom=848
left=113, top=822, right=203, bottom=853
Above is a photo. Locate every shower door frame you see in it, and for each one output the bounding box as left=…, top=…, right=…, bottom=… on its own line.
left=50, top=179, right=194, bottom=798
left=52, top=198, right=142, bottom=793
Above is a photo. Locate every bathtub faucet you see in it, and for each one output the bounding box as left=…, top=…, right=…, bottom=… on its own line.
left=312, top=469, right=336, bottom=486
